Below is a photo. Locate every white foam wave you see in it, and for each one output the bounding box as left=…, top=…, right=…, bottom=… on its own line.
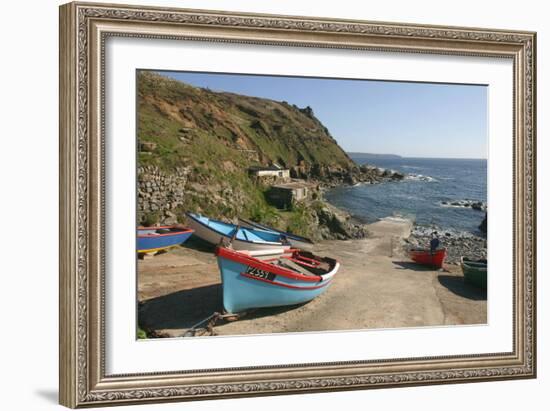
left=381, top=214, right=413, bottom=223
left=405, top=173, right=437, bottom=182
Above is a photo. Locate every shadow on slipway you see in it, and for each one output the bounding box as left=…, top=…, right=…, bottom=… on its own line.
left=139, top=284, right=224, bottom=331
left=437, top=275, right=487, bottom=301
left=138, top=283, right=309, bottom=333
left=392, top=261, right=486, bottom=301
left=391, top=260, right=437, bottom=271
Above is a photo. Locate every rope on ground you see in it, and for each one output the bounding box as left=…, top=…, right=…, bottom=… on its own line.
left=181, top=311, right=245, bottom=337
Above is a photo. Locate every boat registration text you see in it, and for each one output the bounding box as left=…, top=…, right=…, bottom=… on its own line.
left=242, top=266, right=276, bottom=281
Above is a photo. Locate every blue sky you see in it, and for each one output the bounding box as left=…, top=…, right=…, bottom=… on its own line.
left=156, top=70, right=487, bottom=159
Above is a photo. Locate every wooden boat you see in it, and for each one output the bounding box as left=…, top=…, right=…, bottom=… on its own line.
left=137, top=226, right=194, bottom=254
left=238, top=217, right=314, bottom=249
left=461, top=257, right=487, bottom=289
left=186, top=213, right=291, bottom=254
left=215, top=246, right=339, bottom=313
left=408, top=247, right=447, bottom=268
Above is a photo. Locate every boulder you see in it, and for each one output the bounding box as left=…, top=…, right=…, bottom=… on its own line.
left=472, top=201, right=484, bottom=211
left=140, top=141, right=157, bottom=152
left=315, top=203, right=368, bottom=240
left=479, top=213, right=487, bottom=234
left=344, top=173, right=358, bottom=185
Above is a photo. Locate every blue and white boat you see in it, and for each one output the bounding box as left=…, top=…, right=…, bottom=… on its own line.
left=238, top=217, right=314, bottom=249
left=186, top=212, right=291, bottom=254
left=137, top=226, right=194, bottom=254
left=215, top=246, right=339, bottom=313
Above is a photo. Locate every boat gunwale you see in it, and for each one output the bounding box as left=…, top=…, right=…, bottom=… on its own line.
left=216, top=246, right=338, bottom=283
left=187, top=212, right=286, bottom=246
left=462, top=263, right=488, bottom=270
left=460, top=256, right=488, bottom=268
left=137, top=226, right=194, bottom=238
left=408, top=247, right=447, bottom=255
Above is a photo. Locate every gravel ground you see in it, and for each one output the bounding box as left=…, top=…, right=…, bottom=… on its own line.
left=138, top=218, right=487, bottom=338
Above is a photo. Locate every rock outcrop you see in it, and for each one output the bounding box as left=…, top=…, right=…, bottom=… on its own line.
left=479, top=213, right=487, bottom=234
left=314, top=203, right=369, bottom=240
left=440, top=199, right=487, bottom=212
left=289, top=163, right=404, bottom=187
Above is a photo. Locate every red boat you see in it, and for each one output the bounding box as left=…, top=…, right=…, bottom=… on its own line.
left=409, top=248, right=447, bottom=268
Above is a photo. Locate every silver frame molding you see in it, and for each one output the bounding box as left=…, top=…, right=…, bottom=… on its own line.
left=59, top=2, right=536, bottom=408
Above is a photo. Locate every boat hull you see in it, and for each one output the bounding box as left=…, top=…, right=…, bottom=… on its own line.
left=461, top=258, right=487, bottom=289
left=409, top=248, right=447, bottom=268
left=137, top=226, right=194, bottom=253
left=216, top=247, right=338, bottom=313
left=187, top=213, right=291, bottom=254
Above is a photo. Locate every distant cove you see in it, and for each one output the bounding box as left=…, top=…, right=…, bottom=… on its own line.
left=325, top=156, right=487, bottom=234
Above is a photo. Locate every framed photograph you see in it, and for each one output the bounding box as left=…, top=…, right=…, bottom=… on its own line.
left=59, top=2, right=537, bottom=408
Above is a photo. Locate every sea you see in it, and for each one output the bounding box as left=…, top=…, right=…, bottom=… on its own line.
left=325, top=157, right=487, bottom=234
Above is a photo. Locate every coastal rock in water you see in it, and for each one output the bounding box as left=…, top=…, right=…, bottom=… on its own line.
left=440, top=199, right=487, bottom=212
left=344, top=172, right=358, bottom=185
left=472, top=202, right=484, bottom=211
left=479, top=213, right=487, bottom=234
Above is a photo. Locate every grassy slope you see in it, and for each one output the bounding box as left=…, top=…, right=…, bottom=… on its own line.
left=137, top=71, right=354, bottom=238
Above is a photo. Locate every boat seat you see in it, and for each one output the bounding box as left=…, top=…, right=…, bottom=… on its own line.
left=273, top=258, right=322, bottom=277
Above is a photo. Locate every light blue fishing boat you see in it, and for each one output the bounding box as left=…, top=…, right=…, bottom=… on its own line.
left=186, top=212, right=291, bottom=253
left=215, top=247, right=339, bottom=313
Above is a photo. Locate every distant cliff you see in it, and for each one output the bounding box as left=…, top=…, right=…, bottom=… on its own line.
left=348, top=152, right=403, bottom=160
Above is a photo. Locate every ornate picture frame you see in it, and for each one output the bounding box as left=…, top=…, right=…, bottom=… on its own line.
left=59, top=2, right=536, bottom=407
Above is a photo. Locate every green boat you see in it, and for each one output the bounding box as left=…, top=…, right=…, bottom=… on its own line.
left=461, top=257, right=487, bottom=289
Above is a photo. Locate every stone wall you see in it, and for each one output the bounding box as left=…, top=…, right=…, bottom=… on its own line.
left=137, top=165, right=191, bottom=224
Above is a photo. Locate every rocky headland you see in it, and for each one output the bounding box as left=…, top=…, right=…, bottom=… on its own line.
left=289, top=163, right=404, bottom=188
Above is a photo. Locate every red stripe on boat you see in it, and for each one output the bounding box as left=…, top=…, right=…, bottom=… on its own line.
left=240, top=272, right=331, bottom=290
left=216, top=247, right=324, bottom=282
left=138, top=225, right=180, bottom=230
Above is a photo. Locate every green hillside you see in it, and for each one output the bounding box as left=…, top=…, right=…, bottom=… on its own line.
left=137, top=71, right=354, bottom=172
left=136, top=71, right=379, bottom=239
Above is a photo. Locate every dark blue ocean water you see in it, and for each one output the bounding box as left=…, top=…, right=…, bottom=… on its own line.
left=325, top=157, right=487, bottom=234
